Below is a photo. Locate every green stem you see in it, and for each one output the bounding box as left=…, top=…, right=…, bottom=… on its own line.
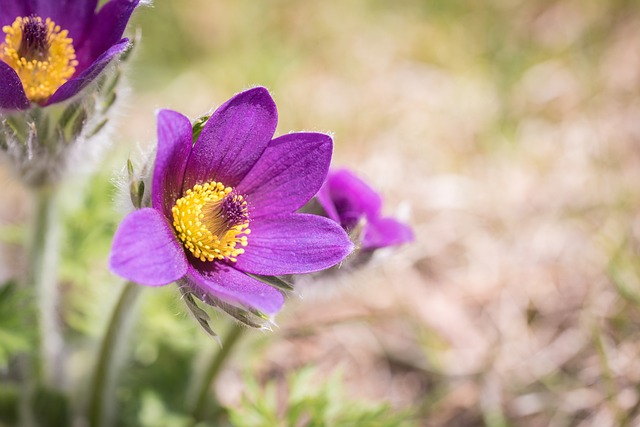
left=19, top=188, right=62, bottom=427
left=27, top=188, right=63, bottom=388
left=87, top=282, right=142, bottom=427
left=190, top=323, right=245, bottom=422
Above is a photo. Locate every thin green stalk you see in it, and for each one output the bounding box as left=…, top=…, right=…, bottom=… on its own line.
left=87, top=282, right=142, bottom=427
left=28, top=188, right=63, bottom=389
left=18, top=188, right=62, bottom=427
left=190, top=323, right=245, bottom=422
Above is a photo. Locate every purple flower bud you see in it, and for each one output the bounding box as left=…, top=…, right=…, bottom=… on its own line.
left=317, top=169, right=414, bottom=251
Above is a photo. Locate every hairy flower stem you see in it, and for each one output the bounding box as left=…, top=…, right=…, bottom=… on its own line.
left=190, top=323, right=245, bottom=423
left=17, top=188, right=62, bottom=427
left=29, top=188, right=63, bottom=389
left=87, top=282, right=142, bottom=427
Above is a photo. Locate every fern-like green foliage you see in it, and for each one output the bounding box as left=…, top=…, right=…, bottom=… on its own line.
left=0, top=281, right=33, bottom=365
left=229, top=367, right=417, bottom=427
left=0, top=280, right=34, bottom=426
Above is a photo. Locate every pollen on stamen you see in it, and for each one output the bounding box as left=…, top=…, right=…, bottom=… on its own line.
left=1, top=15, right=78, bottom=103
left=172, top=181, right=251, bottom=263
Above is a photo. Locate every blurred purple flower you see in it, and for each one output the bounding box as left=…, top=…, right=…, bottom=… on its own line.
left=110, top=87, right=354, bottom=315
left=317, top=169, right=414, bottom=251
left=0, top=0, right=139, bottom=109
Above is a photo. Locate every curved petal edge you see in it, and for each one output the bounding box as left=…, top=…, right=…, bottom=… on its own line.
left=234, top=213, right=355, bottom=276
left=109, top=208, right=188, bottom=286
left=237, top=132, right=333, bottom=218
left=184, top=86, right=278, bottom=189
left=0, top=61, right=30, bottom=111
left=47, top=38, right=129, bottom=105
left=187, top=263, right=285, bottom=315
left=152, top=109, right=193, bottom=219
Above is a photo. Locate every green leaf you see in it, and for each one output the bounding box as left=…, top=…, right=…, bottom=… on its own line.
left=191, top=115, right=211, bottom=143
left=70, top=107, right=88, bottom=141
left=210, top=298, right=270, bottom=330
left=57, top=101, right=82, bottom=130
left=178, top=287, right=220, bottom=342
left=4, top=115, right=29, bottom=144
left=229, top=366, right=418, bottom=427
left=87, top=118, right=109, bottom=138
left=248, top=274, right=294, bottom=292
left=0, top=281, right=34, bottom=365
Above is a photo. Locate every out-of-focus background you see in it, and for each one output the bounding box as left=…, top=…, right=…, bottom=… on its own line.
left=2, top=0, right=640, bottom=425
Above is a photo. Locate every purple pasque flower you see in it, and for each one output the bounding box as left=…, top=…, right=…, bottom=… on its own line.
left=0, top=0, right=139, bottom=110
left=316, top=169, right=414, bottom=251
left=110, top=87, right=354, bottom=316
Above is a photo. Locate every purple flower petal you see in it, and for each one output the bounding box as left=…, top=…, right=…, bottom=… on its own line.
left=320, top=169, right=383, bottom=230
left=362, top=217, right=415, bottom=250
left=110, top=208, right=188, bottom=287
left=234, top=213, right=354, bottom=276
left=0, top=61, right=30, bottom=110
left=236, top=132, right=332, bottom=218
left=152, top=109, right=193, bottom=220
left=183, top=87, right=277, bottom=190
left=0, top=1, right=28, bottom=27
left=46, top=38, right=129, bottom=105
left=187, top=263, right=284, bottom=315
left=74, top=0, right=139, bottom=72
left=22, top=0, right=98, bottom=43
left=315, top=182, right=340, bottom=223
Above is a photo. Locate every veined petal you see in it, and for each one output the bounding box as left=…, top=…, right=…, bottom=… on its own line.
left=237, top=132, right=332, bottom=218
left=0, top=61, right=30, bottom=110
left=152, top=109, right=193, bottom=220
left=110, top=208, right=188, bottom=287
left=183, top=87, right=277, bottom=189
left=46, top=38, right=129, bottom=105
left=234, top=213, right=354, bottom=276
left=22, top=0, right=98, bottom=43
left=187, top=263, right=284, bottom=315
left=362, top=217, right=415, bottom=250
left=74, top=0, right=139, bottom=72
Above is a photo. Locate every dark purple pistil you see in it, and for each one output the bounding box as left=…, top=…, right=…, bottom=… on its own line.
left=18, top=15, right=50, bottom=61
left=221, top=194, right=249, bottom=227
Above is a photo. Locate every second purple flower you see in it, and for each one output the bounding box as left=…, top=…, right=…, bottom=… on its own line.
left=0, top=0, right=139, bottom=109
left=110, top=87, right=354, bottom=316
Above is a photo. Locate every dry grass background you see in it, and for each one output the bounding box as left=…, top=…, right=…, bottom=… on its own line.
left=159, top=1, right=640, bottom=425
left=2, top=0, right=640, bottom=425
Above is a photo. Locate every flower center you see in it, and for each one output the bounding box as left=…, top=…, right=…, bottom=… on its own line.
left=172, top=181, right=250, bottom=263
left=1, top=15, right=78, bottom=103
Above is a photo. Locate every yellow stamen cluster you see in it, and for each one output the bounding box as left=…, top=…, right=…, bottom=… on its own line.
left=172, top=181, right=250, bottom=263
left=1, top=16, right=78, bottom=103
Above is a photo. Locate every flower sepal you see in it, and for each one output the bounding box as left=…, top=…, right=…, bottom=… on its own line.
left=178, top=286, right=220, bottom=343
left=247, top=273, right=295, bottom=293
left=179, top=281, right=276, bottom=336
